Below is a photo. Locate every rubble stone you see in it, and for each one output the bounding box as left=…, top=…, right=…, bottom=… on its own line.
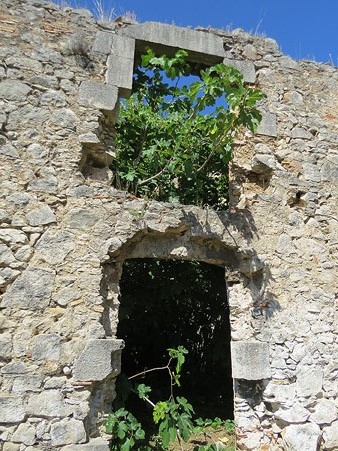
left=282, top=423, right=321, bottom=450
left=323, top=421, right=338, bottom=449
left=2, top=267, right=55, bottom=310
left=50, top=418, right=86, bottom=446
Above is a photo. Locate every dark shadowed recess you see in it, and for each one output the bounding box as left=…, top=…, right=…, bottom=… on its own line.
left=117, top=258, right=234, bottom=421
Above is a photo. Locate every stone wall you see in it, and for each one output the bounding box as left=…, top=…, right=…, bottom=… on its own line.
left=0, top=0, right=337, bottom=449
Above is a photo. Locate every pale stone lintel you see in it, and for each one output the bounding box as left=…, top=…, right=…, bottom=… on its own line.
left=223, top=58, right=256, bottom=83
left=119, top=22, right=225, bottom=64
left=78, top=81, right=118, bottom=111
left=231, top=341, right=271, bottom=380
left=73, top=339, right=124, bottom=382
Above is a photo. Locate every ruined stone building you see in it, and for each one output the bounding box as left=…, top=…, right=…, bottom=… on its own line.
left=0, top=0, right=337, bottom=449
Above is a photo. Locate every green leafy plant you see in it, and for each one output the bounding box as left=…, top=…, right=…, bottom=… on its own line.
left=195, top=417, right=235, bottom=433
left=154, top=396, right=195, bottom=448
left=112, top=49, right=265, bottom=208
left=192, top=418, right=235, bottom=450
left=130, top=347, right=195, bottom=448
left=105, top=408, right=145, bottom=451
left=105, top=346, right=235, bottom=450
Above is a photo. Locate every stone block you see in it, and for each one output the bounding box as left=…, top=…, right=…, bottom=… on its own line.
left=303, top=162, right=321, bottom=182
left=31, top=334, right=61, bottom=362
left=321, top=156, right=338, bottom=182
left=26, top=390, right=72, bottom=417
left=256, top=111, right=278, bottom=137
left=2, top=443, right=21, bottom=451
left=0, top=80, right=31, bottom=101
left=296, top=366, right=323, bottom=397
left=0, top=268, right=20, bottom=288
left=91, top=30, right=114, bottom=55
left=292, top=127, right=312, bottom=140
left=276, top=234, right=297, bottom=255
left=223, top=58, right=256, bottom=83
left=263, top=381, right=295, bottom=406
left=50, top=108, right=78, bottom=130
left=111, top=34, right=135, bottom=59
left=274, top=404, right=310, bottom=423
left=106, top=54, right=134, bottom=98
left=0, top=229, right=28, bottom=245
left=28, top=175, right=58, bottom=195
left=26, top=143, right=48, bottom=161
left=231, top=341, right=271, bottom=380
left=0, top=144, right=19, bottom=159
left=61, top=437, right=110, bottom=450
left=51, top=418, right=87, bottom=446
left=35, top=230, right=75, bottom=265
left=25, top=205, right=56, bottom=226
left=65, top=208, right=99, bottom=229
left=0, top=244, right=15, bottom=266
left=12, top=376, right=42, bottom=393
left=251, top=154, right=283, bottom=174
left=12, top=423, right=36, bottom=446
left=282, top=423, right=321, bottom=451
left=310, top=399, right=337, bottom=425
left=0, top=208, right=10, bottom=223
left=323, top=421, right=338, bottom=449
left=2, top=267, right=55, bottom=310
left=73, top=339, right=124, bottom=381
left=119, top=22, right=225, bottom=64
left=1, top=362, right=27, bottom=374
left=78, top=132, right=100, bottom=144
left=0, top=396, right=25, bottom=423
left=78, top=81, right=118, bottom=111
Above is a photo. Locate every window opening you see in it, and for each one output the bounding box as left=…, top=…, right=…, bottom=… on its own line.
left=111, top=49, right=264, bottom=209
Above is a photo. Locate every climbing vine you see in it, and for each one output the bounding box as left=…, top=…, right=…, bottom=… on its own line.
left=112, top=49, right=265, bottom=208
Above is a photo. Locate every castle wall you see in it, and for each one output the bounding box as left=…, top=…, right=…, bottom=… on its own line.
left=0, top=0, right=337, bottom=449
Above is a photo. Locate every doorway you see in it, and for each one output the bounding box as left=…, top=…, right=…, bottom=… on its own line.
left=117, top=258, right=233, bottom=420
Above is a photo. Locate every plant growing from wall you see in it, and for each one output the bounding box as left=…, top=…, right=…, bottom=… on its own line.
left=105, top=347, right=235, bottom=450
left=112, top=49, right=265, bottom=209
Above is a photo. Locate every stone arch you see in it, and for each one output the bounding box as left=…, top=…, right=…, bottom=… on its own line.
left=71, top=207, right=272, bottom=443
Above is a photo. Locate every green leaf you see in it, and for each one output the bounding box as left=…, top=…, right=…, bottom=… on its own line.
left=158, top=419, right=171, bottom=447
left=117, top=422, right=128, bottom=439
left=135, top=383, right=152, bottom=400
left=153, top=401, right=168, bottom=423
left=135, top=427, right=145, bottom=440
left=178, top=416, right=191, bottom=441
left=141, top=49, right=155, bottom=66
left=105, top=414, right=115, bottom=434
left=121, top=438, right=132, bottom=451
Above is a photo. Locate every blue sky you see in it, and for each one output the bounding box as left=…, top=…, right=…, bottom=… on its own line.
left=70, top=0, right=337, bottom=65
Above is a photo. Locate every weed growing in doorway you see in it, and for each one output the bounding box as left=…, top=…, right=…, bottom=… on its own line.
left=105, top=347, right=235, bottom=450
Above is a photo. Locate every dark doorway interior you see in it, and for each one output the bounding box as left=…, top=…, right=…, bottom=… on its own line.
left=117, top=258, right=233, bottom=420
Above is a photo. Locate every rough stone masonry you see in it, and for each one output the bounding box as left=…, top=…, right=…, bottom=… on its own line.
left=0, top=0, right=337, bottom=449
